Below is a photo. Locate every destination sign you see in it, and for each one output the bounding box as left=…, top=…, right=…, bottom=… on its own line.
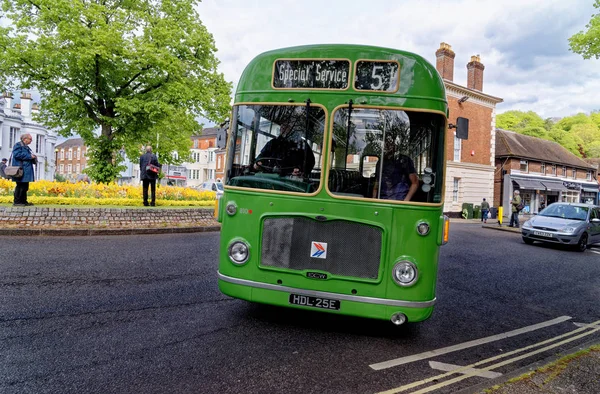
left=355, top=60, right=400, bottom=92
left=273, top=59, right=350, bottom=89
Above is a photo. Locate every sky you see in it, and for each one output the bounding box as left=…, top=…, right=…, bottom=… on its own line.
left=197, top=0, right=600, bottom=120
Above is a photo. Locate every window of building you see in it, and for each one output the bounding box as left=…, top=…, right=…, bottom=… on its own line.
left=541, top=163, right=545, bottom=174
left=67, top=164, right=72, bottom=173
left=562, top=166, right=566, bottom=176
left=67, top=149, right=72, bottom=160
left=35, top=135, right=44, bottom=154
left=59, top=164, right=64, bottom=173
left=453, top=134, right=461, bottom=162
left=9, top=127, right=19, bottom=147
left=572, top=169, right=576, bottom=179
left=60, top=150, right=64, bottom=160
left=520, top=160, right=528, bottom=172
left=563, top=190, right=578, bottom=203
left=77, top=147, right=81, bottom=160
left=453, top=178, right=460, bottom=202
left=586, top=171, right=592, bottom=181
left=76, top=164, right=80, bottom=173
left=552, top=164, right=556, bottom=175
left=208, top=151, right=215, bottom=163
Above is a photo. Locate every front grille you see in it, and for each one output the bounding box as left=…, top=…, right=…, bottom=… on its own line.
left=533, top=226, right=557, bottom=231
left=261, top=217, right=382, bottom=279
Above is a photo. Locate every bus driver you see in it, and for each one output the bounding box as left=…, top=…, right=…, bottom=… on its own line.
left=254, top=121, right=315, bottom=178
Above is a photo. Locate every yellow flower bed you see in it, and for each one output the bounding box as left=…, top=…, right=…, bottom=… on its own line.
left=0, top=179, right=216, bottom=207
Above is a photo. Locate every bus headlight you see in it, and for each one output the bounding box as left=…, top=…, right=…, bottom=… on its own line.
left=392, top=261, right=418, bottom=287
left=417, top=222, right=430, bottom=236
left=228, top=241, right=249, bottom=265
left=226, top=202, right=237, bottom=216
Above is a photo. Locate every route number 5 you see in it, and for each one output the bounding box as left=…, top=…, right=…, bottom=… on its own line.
left=371, top=65, right=384, bottom=90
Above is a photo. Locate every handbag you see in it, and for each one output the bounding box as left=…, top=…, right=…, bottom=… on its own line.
left=5, top=154, right=23, bottom=179
left=146, top=164, right=160, bottom=174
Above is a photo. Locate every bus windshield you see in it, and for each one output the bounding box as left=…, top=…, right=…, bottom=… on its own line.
left=227, top=104, right=325, bottom=193
left=331, top=108, right=444, bottom=203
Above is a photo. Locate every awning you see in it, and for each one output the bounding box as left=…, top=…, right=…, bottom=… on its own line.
left=541, top=181, right=569, bottom=192
left=513, top=178, right=545, bottom=190
left=166, top=175, right=187, bottom=179
left=582, top=187, right=599, bottom=193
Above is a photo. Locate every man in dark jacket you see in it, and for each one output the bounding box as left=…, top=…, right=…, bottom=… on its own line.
left=11, top=134, right=37, bottom=206
left=254, top=121, right=315, bottom=178
left=0, top=158, right=7, bottom=179
left=139, top=146, right=161, bottom=206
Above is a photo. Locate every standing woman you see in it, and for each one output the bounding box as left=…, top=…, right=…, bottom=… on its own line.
left=11, top=133, right=37, bottom=206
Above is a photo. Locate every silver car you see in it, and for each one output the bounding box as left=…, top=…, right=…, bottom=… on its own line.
left=521, top=203, right=600, bottom=252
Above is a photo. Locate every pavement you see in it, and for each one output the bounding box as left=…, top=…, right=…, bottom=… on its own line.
left=3, top=214, right=598, bottom=393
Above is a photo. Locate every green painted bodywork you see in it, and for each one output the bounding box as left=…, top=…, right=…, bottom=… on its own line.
left=218, top=44, right=448, bottom=323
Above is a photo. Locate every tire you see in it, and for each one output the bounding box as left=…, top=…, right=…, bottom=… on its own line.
left=575, top=233, right=588, bottom=252
left=522, top=237, right=534, bottom=245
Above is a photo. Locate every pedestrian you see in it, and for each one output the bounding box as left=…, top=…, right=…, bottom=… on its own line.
left=0, top=158, right=7, bottom=179
left=481, top=198, right=490, bottom=224
left=509, top=189, right=522, bottom=228
left=10, top=134, right=37, bottom=206
left=139, top=145, right=161, bottom=206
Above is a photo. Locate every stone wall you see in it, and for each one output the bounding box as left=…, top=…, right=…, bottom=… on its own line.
left=0, top=207, right=219, bottom=229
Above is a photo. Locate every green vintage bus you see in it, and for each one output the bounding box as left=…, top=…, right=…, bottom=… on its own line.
left=217, top=44, right=452, bottom=325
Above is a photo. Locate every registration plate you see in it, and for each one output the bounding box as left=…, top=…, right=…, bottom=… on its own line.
left=533, top=231, right=553, bottom=237
left=289, top=294, right=340, bottom=310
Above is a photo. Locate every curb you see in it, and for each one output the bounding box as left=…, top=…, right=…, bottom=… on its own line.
left=1, top=225, right=221, bottom=236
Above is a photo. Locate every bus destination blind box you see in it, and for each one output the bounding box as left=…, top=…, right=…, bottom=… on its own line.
left=273, top=59, right=350, bottom=89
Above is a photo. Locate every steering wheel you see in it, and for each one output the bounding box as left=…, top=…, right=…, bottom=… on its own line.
left=255, top=157, right=293, bottom=174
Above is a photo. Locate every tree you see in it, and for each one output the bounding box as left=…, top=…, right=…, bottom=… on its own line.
left=569, top=0, right=600, bottom=59
left=0, top=0, right=232, bottom=183
left=496, top=110, right=546, bottom=131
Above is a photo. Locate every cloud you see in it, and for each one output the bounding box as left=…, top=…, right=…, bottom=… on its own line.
left=198, top=0, right=600, bottom=118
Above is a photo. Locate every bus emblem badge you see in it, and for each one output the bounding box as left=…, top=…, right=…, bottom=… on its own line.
left=310, top=242, right=327, bottom=259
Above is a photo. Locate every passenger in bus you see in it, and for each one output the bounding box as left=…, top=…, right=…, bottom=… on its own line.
left=254, top=121, right=315, bottom=178
left=372, top=153, right=419, bottom=201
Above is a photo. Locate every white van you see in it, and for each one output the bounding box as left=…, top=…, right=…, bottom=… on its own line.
left=198, top=180, right=224, bottom=197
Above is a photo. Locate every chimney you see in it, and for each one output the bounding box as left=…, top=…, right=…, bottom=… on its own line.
left=20, top=92, right=32, bottom=119
left=3, top=92, right=13, bottom=110
left=467, top=55, right=485, bottom=91
left=435, top=42, right=455, bottom=81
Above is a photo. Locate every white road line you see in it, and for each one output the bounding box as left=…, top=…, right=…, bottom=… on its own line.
left=377, top=320, right=600, bottom=394
left=369, top=315, right=572, bottom=370
left=589, top=249, right=600, bottom=255
left=428, top=361, right=503, bottom=379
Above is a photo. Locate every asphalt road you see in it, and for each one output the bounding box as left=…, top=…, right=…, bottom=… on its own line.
left=0, top=224, right=599, bottom=394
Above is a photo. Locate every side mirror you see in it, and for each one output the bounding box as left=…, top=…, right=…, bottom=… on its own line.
left=456, top=117, right=469, bottom=139
left=591, top=218, right=600, bottom=224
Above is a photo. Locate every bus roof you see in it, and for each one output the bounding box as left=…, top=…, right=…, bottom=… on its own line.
left=235, top=44, right=447, bottom=111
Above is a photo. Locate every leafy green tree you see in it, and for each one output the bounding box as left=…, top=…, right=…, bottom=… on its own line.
left=548, top=129, right=584, bottom=157
left=553, top=113, right=594, bottom=132
left=0, top=0, right=231, bottom=183
left=569, top=0, right=600, bottom=59
left=496, top=111, right=546, bottom=131
left=588, top=141, right=600, bottom=157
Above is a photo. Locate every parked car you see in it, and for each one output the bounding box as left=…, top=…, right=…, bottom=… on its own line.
left=521, top=203, right=600, bottom=252
left=198, top=180, right=224, bottom=197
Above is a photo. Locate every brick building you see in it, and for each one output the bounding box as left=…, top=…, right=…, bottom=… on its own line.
left=435, top=43, right=504, bottom=214
left=495, top=129, right=599, bottom=214
left=55, top=138, right=89, bottom=181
